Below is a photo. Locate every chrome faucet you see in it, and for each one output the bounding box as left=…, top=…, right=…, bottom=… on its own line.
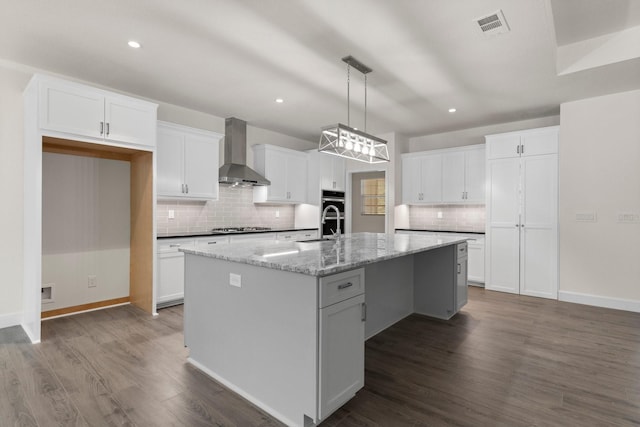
left=321, top=204, right=341, bottom=239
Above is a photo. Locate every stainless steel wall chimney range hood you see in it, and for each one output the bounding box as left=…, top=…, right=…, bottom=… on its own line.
left=218, top=117, right=270, bottom=186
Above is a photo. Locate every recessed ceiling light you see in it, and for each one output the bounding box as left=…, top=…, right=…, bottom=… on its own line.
left=275, top=98, right=284, bottom=103
left=128, top=40, right=141, bottom=49
left=448, top=108, right=457, bottom=113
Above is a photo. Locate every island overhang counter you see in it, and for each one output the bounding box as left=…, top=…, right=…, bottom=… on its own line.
left=180, top=232, right=468, bottom=427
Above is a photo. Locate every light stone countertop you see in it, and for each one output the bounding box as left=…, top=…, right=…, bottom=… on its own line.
left=180, top=232, right=469, bottom=277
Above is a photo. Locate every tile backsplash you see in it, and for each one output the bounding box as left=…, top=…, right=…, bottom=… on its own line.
left=157, top=186, right=295, bottom=234
left=408, top=204, right=485, bottom=232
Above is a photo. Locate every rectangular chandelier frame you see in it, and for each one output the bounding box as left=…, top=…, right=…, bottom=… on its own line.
left=319, top=123, right=389, bottom=164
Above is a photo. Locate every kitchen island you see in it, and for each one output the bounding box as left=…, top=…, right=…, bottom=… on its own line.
left=180, top=232, right=468, bottom=427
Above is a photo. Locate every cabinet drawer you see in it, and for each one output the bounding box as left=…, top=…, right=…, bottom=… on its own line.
left=319, top=268, right=365, bottom=308
left=457, top=242, right=468, bottom=258
left=276, top=230, right=318, bottom=241
left=158, top=238, right=195, bottom=253
left=194, top=235, right=230, bottom=247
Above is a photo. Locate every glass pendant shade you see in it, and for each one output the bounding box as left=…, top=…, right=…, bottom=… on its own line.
left=319, top=123, right=389, bottom=164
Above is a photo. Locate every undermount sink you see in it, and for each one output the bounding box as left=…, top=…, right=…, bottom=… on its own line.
left=296, top=238, right=335, bottom=243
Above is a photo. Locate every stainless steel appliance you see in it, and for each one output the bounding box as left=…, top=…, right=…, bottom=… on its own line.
left=321, top=190, right=345, bottom=237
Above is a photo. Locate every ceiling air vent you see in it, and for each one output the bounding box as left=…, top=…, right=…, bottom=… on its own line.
left=475, top=9, right=510, bottom=36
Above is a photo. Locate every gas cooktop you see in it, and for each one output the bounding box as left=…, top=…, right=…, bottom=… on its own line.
left=210, top=227, right=272, bottom=233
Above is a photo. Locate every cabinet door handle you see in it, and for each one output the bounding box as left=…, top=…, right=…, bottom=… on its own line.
left=521, top=144, right=524, bottom=154
left=169, top=244, right=181, bottom=248
left=207, top=241, right=217, bottom=245
left=106, top=122, right=110, bottom=136
left=186, top=184, right=189, bottom=193
left=361, top=302, right=367, bottom=321
left=100, top=121, right=104, bottom=135
left=458, top=263, right=461, bottom=274
left=337, top=282, right=353, bottom=290
left=181, top=184, right=185, bottom=193
left=517, top=145, right=520, bottom=154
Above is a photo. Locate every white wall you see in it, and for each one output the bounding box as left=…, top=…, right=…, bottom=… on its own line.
left=559, top=90, right=640, bottom=307
left=409, top=116, right=560, bottom=151
left=41, top=153, right=130, bottom=311
left=0, top=65, right=30, bottom=328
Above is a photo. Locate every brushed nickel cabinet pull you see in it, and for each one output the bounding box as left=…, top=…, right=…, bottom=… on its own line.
left=106, top=122, right=110, bottom=136
left=337, top=282, right=353, bottom=290
left=100, top=121, right=104, bottom=135
left=361, top=302, right=367, bottom=321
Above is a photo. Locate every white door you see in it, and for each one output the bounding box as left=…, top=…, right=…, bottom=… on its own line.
left=486, top=134, right=520, bottom=160
left=184, top=133, right=218, bottom=199
left=420, top=154, right=443, bottom=203
left=464, top=148, right=486, bottom=203
left=104, top=96, right=156, bottom=146
left=265, top=149, right=289, bottom=201
left=520, top=154, right=558, bottom=299
left=442, top=151, right=465, bottom=202
left=39, top=81, right=104, bottom=138
left=156, top=130, right=185, bottom=197
left=318, top=294, right=365, bottom=420
left=402, top=156, right=422, bottom=204
left=486, top=158, right=520, bottom=294
left=332, top=157, right=346, bottom=191
left=287, top=153, right=308, bottom=202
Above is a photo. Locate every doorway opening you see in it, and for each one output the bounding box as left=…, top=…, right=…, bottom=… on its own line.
left=351, top=171, right=386, bottom=233
left=40, top=136, right=154, bottom=320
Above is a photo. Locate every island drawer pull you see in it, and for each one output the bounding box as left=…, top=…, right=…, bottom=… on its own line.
left=208, top=241, right=217, bottom=245
left=169, top=244, right=181, bottom=248
left=361, top=302, right=367, bottom=321
left=337, top=282, right=353, bottom=290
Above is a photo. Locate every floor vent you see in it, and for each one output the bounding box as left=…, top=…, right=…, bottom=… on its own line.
left=475, top=9, right=510, bottom=36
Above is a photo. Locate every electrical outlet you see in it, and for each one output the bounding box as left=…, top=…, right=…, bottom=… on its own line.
left=437, top=211, right=443, bottom=219
left=41, top=283, right=54, bottom=304
left=168, top=209, right=175, bottom=219
left=88, top=275, right=97, bottom=288
left=229, top=273, right=241, bottom=288
left=275, top=210, right=280, bottom=218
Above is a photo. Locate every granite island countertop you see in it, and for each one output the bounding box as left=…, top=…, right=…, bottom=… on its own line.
left=180, top=232, right=469, bottom=277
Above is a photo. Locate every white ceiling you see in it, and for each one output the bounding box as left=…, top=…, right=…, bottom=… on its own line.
left=1, top=0, right=639, bottom=142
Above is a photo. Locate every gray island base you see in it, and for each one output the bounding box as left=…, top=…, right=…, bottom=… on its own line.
left=180, top=232, right=468, bottom=426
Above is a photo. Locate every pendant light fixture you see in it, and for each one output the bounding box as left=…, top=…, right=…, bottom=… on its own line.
left=319, top=55, right=389, bottom=163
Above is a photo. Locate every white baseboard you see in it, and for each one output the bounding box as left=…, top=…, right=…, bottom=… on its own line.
left=187, top=357, right=301, bottom=427
left=0, top=312, right=22, bottom=330
left=559, top=291, right=640, bottom=313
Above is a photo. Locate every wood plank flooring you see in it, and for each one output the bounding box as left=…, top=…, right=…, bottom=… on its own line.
left=1, top=287, right=640, bottom=426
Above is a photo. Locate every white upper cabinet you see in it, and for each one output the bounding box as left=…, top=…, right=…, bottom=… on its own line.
left=486, top=126, right=558, bottom=160
left=38, top=75, right=157, bottom=148
left=442, top=146, right=486, bottom=203
left=402, top=145, right=484, bottom=205
left=320, top=154, right=346, bottom=192
left=401, top=152, right=443, bottom=204
left=157, top=121, right=222, bottom=200
left=253, top=144, right=308, bottom=204
left=306, top=150, right=347, bottom=205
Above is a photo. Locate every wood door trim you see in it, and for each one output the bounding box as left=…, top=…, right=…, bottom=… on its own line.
left=41, top=297, right=130, bottom=319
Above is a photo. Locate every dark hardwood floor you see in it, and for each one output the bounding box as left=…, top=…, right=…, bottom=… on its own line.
left=1, top=287, right=640, bottom=426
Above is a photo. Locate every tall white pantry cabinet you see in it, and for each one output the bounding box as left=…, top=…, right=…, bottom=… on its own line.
left=485, top=126, right=559, bottom=299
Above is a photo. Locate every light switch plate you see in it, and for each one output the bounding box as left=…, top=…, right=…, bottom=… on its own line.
left=617, top=212, right=640, bottom=223
left=168, top=210, right=175, bottom=219
left=229, top=273, right=241, bottom=288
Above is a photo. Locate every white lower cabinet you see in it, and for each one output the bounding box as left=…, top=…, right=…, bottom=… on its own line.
left=318, top=268, right=365, bottom=421
left=228, top=232, right=276, bottom=243
left=157, top=238, right=194, bottom=307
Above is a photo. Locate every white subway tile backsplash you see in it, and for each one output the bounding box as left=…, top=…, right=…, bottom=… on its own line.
left=408, top=204, right=485, bottom=232
left=157, top=186, right=296, bottom=233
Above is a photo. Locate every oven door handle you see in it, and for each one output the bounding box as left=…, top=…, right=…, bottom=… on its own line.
left=322, top=197, right=345, bottom=203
